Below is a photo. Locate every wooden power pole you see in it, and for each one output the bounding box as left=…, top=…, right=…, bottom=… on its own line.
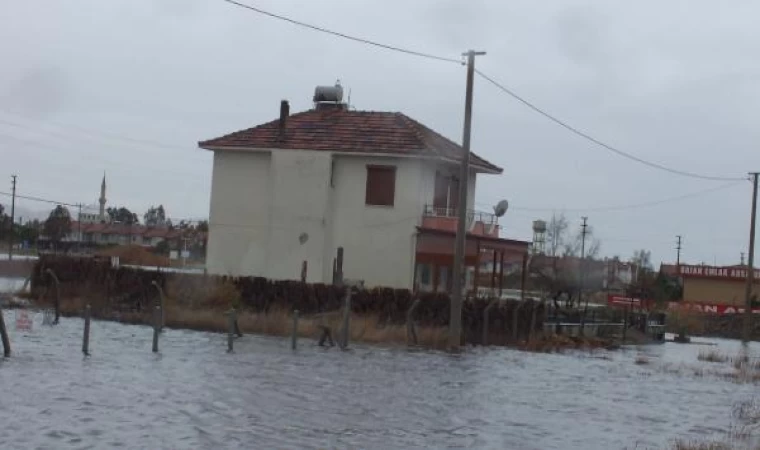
left=743, top=172, right=758, bottom=343
left=449, top=49, right=485, bottom=352
left=8, top=175, right=16, bottom=260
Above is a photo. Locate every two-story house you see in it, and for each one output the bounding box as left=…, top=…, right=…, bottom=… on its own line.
left=198, top=89, right=529, bottom=291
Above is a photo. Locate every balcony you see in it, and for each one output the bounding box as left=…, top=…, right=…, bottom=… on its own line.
left=421, top=204, right=499, bottom=237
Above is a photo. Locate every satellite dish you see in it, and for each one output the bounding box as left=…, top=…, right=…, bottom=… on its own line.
left=493, top=200, right=509, bottom=218
left=298, top=232, right=309, bottom=245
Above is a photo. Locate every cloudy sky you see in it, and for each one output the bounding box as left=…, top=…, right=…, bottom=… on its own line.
left=1, top=0, right=758, bottom=266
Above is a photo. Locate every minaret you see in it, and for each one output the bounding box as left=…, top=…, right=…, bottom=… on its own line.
left=99, top=173, right=107, bottom=222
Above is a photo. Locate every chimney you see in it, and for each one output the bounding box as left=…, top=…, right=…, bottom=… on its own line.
left=279, top=100, right=289, bottom=141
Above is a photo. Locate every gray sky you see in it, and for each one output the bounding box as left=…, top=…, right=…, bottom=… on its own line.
left=1, top=0, right=758, bottom=266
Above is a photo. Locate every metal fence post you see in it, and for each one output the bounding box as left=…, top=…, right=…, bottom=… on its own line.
left=152, top=306, right=160, bottom=353
left=82, top=304, right=91, bottom=356
left=291, top=310, right=299, bottom=350
left=227, top=309, right=235, bottom=353
left=406, top=298, right=421, bottom=346
left=151, top=281, right=166, bottom=332
left=0, top=309, right=10, bottom=357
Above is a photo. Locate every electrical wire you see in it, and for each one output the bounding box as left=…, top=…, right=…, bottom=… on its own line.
left=0, top=191, right=79, bottom=208
left=219, top=0, right=462, bottom=64
left=477, top=180, right=743, bottom=214
left=218, top=1, right=746, bottom=183
left=475, top=69, right=747, bottom=182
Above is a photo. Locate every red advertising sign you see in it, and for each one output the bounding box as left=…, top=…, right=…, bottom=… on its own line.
left=607, top=295, right=654, bottom=310
left=678, top=264, right=760, bottom=281
left=607, top=295, right=760, bottom=315
left=668, top=302, right=760, bottom=315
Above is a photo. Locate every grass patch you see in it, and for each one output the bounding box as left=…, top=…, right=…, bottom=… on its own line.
left=698, top=349, right=730, bottom=363
left=671, top=440, right=732, bottom=450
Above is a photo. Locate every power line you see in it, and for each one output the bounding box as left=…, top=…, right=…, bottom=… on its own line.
left=219, top=0, right=462, bottom=64
left=481, top=180, right=742, bottom=214
left=219, top=1, right=745, bottom=183
left=0, top=191, right=79, bottom=208
left=474, top=69, right=746, bottom=182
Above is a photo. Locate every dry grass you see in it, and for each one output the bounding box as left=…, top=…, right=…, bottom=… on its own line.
left=671, top=441, right=733, bottom=450
left=51, top=298, right=450, bottom=349
left=699, top=349, right=730, bottom=363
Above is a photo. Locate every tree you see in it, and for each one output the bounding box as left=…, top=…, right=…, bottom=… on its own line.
left=631, top=249, right=653, bottom=270
left=44, top=205, right=72, bottom=248
left=562, top=222, right=601, bottom=259
left=144, top=205, right=167, bottom=227
left=196, top=220, right=208, bottom=233
left=18, top=220, right=40, bottom=247
left=546, top=213, right=568, bottom=257
left=107, top=206, right=139, bottom=225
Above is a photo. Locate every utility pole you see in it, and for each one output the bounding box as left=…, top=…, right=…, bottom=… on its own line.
left=741, top=252, right=745, bottom=266
left=449, top=49, right=486, bottom=352
left=676, top=235, right=682, bottom=267
left=743, top=172, right=758, bottom=343
left=8, top=175, right=17, bottom=260
left=579, top=217, right=589, bottom=332
left=77, top=203, right=82, bottom=254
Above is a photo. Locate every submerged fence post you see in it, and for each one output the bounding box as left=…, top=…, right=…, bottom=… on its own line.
left=227, top=309, right=235, bottom=353
left=152, top=306, right=160, bottom=353
left=0, top=308, right=10, bottom=357
left=82, top=304, right=91, bottom=356
left=291, top=310, right=299, bottom=350
left=340, top=288, right=352, bottom=350
left=406, top=298, right=421, bottom=346
left=483, top=299, right=499, bottom=346
left=46, top=269, right=60, bottom=325
left=151, top=281, right=166, bottom=332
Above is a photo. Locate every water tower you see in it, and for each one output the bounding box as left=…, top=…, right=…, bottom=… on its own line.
left=532, top=220, right=547, bottom=255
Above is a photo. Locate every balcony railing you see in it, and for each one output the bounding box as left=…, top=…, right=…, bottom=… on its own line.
left=423, top=205, right=497, bottom=225
left=422, top=204, right=499, bottom=237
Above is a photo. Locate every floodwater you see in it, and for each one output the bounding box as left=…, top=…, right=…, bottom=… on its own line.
left=1, top=298, right=759, bottom=448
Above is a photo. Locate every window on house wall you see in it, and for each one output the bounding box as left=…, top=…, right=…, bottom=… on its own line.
left=365, top=165, right=396, bottom=206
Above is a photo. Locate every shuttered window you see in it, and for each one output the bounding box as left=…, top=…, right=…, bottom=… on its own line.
left=365, top=165, right=396, bottom=206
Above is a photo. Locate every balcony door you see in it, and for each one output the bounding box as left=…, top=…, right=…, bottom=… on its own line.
left=433, top=171, right=459, bottom=214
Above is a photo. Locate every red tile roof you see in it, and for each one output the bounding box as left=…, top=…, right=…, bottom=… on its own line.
left=72, top=222, right=199, bottom=239
left=198, top=109, right=502, bottom=173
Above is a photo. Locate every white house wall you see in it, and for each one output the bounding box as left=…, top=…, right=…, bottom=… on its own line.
left=205, top=149, right=484, bottom=288
left=328, top=155, right=425, bottom=289
left=206, top=150, right=272, bottom=276
left=265, top=150, right=332, bottom=282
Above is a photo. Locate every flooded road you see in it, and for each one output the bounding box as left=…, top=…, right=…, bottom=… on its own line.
left=0, top=308, right=757, bottom=449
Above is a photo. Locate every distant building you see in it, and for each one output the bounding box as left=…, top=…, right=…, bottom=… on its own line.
left=660, top=262, right=760, bottom=306
left=198, top=86, right=530, bottom=290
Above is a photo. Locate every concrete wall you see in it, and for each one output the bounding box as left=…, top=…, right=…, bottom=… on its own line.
left=205, top=149, right=485, bottom=289
left=265, top=150, right=332, bottom=282
left=328, top=155, right=427, bottom=288
left=206, top=150, right=272, bottom=276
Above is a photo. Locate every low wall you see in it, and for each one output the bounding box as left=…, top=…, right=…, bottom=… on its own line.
left=31, top=256, right=547, bottom=346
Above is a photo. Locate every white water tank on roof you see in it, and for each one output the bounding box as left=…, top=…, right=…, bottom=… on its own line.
left=313, top=84, right=344, bottom=103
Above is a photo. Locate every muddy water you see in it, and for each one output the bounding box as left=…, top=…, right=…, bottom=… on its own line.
left=0, top=309, right=757, bottom=449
